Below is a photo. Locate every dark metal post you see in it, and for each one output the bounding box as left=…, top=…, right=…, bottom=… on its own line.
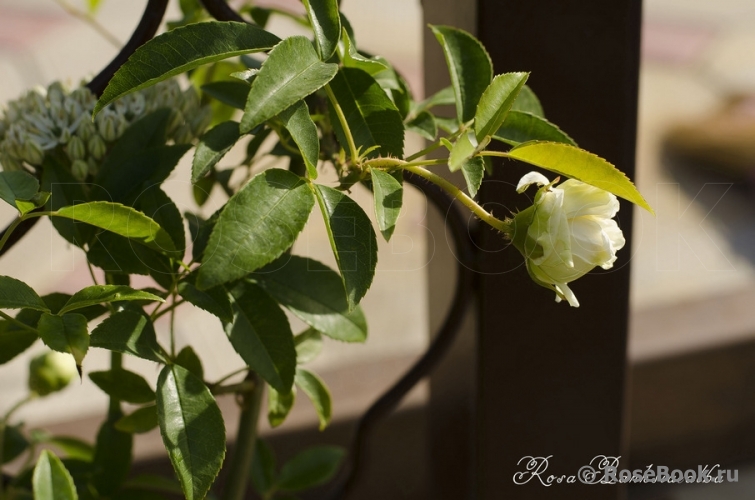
left=475, top=1, right=642, bottom=499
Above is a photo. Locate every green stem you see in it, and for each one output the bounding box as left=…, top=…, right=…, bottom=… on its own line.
left=52, top=0, right=121, bottom=48
left=363, top=157, right=447, bottom=169
left=108, top=352, right=122, bottom=417
left=211, top=367, right=251, bottom=388
left=0, top=212, right=52, bottom=254
left=478, top=150, right=511, bottom=159
left=152, top=299, right=185, bottom=321
left=0, top=311, right=37, bottom=334
left=403, top=166, right=510, bottom=233
left=406, top=141, right=444, bottom=162
left=324, top=84, right=359, bottom=162
left=1, top=394, right=36, bottom=493
left=211, top=380, right=256, bottom=396
left=221, top=372, right=264, bottom=500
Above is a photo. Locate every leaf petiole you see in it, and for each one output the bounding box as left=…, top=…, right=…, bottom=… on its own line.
left=324, top=84, right=360, bottom=162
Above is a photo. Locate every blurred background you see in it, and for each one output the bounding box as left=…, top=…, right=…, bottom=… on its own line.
left=2, top=0, right=755, bottom=498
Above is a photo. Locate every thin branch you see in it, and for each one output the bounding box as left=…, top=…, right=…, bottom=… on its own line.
left=52, top=0, right=122, bottom=48
left=403, top=166, right=510, bottom=233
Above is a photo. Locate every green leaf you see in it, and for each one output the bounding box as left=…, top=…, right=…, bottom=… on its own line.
left=193, top=173, right=215, bottom=206
left=474, top=72, right=529, bottom=142
left=95, top=22, right=280, bottom=115
left=449, top=130, right=477, bottom=172
left=0, top=276, right=48, bottom=311
left=0, top=325, right=38, bottom=365
left=313, top=185, right=377, bottom=310
left=32, top=450, right=78, bottom=500
left=54, top=202, right=179, bottom=257
left=86, top=0, right=102, bottom=14
left=45, top=437, right=94, bottom=462
left=3, top=425, right=29, bottom=464
left=338, top=28, right=388, bottom=76
left=37, top=313, right=88, bottom=369
left=303, top=0, right=341, bottom=60
left=461, top=156, right=485, bottom=197
left=122, top=474, right=183, bottom=496
left=41, top=155, right=92, bottom=246
left=136, top=185, right=186, bottom=255
left=277, top=445, right=344, bottom=492
left=511, top=85, right=544, bottom=117
left=89, top=369, right=156, bottom=404
left=192, top=121, right=241, bottom=183
left=0, top=171, right=39, bottom=210
left=16, top=191, right=50, bottom=216
left=268, top=385, right=295, bottom=428
left=295, top=369, right=331, bottom=431
left=97, top=110, right=172, bottom=174
left=405, top=111, right=437, bottom=141
left=240, top=36, right=338, bottom=133
left=174, top=346, right=204, bottom=380
left=156, top=364, right=226, bottom=500
left=251, top=439, right=276, bottom=496
left=92, top=415, right=133, bottom=495
left=493, top=111, right=576, bottom=147
left=411, top=86, right=455, bottom=116
left=327, top=67, right=405, bottom=158
left=201, top=81, right=250, bottom=110
left=115, top=406, right=159, bottom=434
left=253, top=256, right=367, bottom=343
left=89, top=310, right=165, bottom=363
left=430, top=25, right=493, bottom=123
left=224, top=282, right=296, bottom=393
left=276, top=101, right=319, bottom=179
left=506, top=141, right=653, bottom=213
left=177, top=281, right=233, bottom=323
left=371, top=169, right=403, bottom=241
left=294, top=328, right=323, bottom=364
left=197, top=168, right=314, bottom=290
left=59, top=285, right=163, bottom=315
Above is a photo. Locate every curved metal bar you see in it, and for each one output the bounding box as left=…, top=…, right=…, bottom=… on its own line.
left=199, top=0, right=247, bottom=23
left=325, top=172, right=477, bottom=499
left=86, top=0, right=169, bottom=96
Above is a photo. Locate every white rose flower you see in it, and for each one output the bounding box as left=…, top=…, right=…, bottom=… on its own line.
left=511, top=171, right=626, bottom=307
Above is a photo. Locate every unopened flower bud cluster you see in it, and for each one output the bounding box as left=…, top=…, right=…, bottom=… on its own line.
left=0, top=79, right=211, bottom=180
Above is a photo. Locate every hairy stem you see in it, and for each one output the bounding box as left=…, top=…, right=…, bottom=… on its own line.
left=221, top=372, right=264, bottom=500
left=403, top=166, right=510, bottom=233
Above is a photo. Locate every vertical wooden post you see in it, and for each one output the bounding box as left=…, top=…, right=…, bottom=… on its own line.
left=424, top=0, right=642, bottom=498
left=475, top=1, right=642, bottom=499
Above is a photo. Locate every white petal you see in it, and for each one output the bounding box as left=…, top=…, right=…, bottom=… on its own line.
left=560, top=179, right=620, bottom=219
left=555, top=282, right=580, bottom=307
left=516, top=171, right=551, bottom=193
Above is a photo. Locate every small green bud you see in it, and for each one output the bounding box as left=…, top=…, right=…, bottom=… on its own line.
left=173, top=123, right=193, bottom=144
left=87, top=157, right=99, bottom=177
left=97, top=113, right=118, bottom=142
left=180, top=87, right=200, bottom=116
left=76, top=119, right=96, bottom=141
left=88, top=135, right=107, bottom=160
left=0, top=153, right=22, bottom=172
left=28, top=351, right=77, bottom=396
left=66, top=136, right=86, bottom=161
left=167, top=109, right=184, bottom=135
left=71, top=159, right=89, bottom=181
left=190, top=107, right=212, bottom=137
left=22, top=139, right=45, bottom=165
